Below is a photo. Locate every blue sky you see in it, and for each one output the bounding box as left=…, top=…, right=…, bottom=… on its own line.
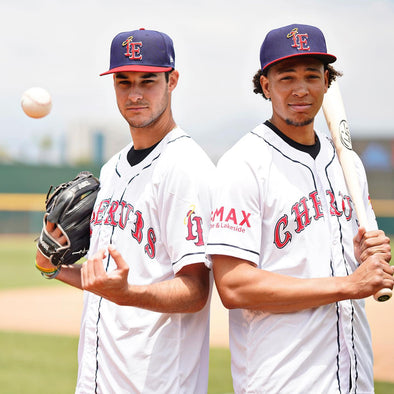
left=1, top=0, right=393, bottom=162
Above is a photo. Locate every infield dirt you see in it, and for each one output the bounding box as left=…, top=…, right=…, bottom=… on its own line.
left=0, top=285, right=393, bottom=382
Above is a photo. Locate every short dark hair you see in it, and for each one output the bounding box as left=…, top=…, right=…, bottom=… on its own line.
left=252, top=63, right=343, bottom=100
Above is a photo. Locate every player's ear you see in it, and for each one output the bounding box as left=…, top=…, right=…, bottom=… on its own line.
left=167, top=70, right=179, bottom=92
left=260, top=75, right=271, bottom=99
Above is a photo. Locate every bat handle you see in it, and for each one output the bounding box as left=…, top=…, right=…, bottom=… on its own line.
left=374, top=288, right=392, bottom=302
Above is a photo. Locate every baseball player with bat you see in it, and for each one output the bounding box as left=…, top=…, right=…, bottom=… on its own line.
left=35, top=28, right=214, bottom=393
left=206, top=24, right=393, bottom=393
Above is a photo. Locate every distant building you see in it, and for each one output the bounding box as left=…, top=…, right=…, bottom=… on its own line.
left=64, top=121, right=130, bottom=165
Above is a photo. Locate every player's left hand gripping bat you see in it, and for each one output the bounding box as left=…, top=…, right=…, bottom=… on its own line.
left=322, top=80, right=392, bottom=302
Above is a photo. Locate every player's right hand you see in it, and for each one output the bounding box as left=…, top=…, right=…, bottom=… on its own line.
left=349, top=252, right=394, bottom=299
left=81, top=246, right=130, bottom=305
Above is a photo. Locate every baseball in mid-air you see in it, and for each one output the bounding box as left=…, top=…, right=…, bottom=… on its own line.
left=21, top=87, right=52, bottom=118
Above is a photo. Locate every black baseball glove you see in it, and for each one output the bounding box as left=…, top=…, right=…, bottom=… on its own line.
left=37, top=171, right=100, bottom=266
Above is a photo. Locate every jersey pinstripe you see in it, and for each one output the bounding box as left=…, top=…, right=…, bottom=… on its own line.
left=76, top=127, right=214, bottom=394
left=206, top=123, right=376, bottom=393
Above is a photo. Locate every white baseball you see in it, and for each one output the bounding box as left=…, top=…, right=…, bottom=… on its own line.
left=21, top=87, right=52, bottom=118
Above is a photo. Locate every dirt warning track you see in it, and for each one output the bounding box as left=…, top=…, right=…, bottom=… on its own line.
left=0, top=286, right=392, bottom=382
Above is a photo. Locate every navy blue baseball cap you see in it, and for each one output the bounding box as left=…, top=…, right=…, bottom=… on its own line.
left=260, top=24, right=336, bottom=73
left=100, top=28, right=175, bottom=76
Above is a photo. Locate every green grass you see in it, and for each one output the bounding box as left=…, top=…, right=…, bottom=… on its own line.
left=376, top=381, right=394, bottom=394
left=208, top=347, right=233, bottom=393
left=1, top=235, right=393, bottom=290
left=0, top=331, right=79, bottom=394
left=0, top=235, right=59, bottom=290
left=0, top=235, right=393, bottom=392
left=0, top=331, right=392, bottom=394
left=0, top=331, right=232, bottom=394
left=0, top=235, right=84, bottom=290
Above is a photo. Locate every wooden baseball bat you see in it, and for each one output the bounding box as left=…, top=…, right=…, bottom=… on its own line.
left=322, top=80, right=392, bottom=302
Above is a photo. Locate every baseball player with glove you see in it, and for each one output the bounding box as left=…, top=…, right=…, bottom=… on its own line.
left=35, top=28, right=214, bottom=393
left=206, top=24, right=393, bottom=393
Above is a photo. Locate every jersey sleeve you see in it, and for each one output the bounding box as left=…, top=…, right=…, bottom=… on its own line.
left=156, top=144, right=214, bottom=274
left=206, top=148, right=262, bottom=265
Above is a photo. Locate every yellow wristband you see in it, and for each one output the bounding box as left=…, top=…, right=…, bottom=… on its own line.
left=35, top=261, right=61, bottom=279
left=35, top=261, right=58, bottom=274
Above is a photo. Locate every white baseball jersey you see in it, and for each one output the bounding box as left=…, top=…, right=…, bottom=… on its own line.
left=76, top=127, right=214, bottom=394
left=206, top=122, right=377, bottom=394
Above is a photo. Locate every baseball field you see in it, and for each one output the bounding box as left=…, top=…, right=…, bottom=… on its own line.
left=0, top=235, right=393, bottom=393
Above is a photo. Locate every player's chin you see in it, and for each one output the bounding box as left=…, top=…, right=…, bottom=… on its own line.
left=123, top=114, right=153, bottom=129
left=285, top=116, right=314, bottom=127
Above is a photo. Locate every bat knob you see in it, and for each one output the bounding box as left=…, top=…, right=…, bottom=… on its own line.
left=373, top=288, right=392, bottom=302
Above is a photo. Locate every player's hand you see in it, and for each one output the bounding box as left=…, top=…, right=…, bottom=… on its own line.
left=36, top=220, right=66, bottom=270
left=46, top=220, right=68, bottom=245
left=81, top=245, right=130, bottom=305
left=353, top=227, right=391, bottom=265
left=348, top=250, right=394, bottom=299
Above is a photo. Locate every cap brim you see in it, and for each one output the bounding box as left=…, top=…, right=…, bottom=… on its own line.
left=100, top=65, right=173, bottom=76
left=263, top=52, right=337, bottom=72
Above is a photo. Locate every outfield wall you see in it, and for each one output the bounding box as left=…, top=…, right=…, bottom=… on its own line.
left=0, top=163, right=101, bottom=234
left=0, top=163, right=101, bottom=194
left=0, top=194, right=393, bottom=235
left=0, top=163, right=393, bottom=235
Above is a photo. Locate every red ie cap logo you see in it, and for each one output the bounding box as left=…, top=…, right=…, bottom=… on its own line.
left=287, top=28, right=310, bottom=51
left=122, top=36, right=143, bottom=60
